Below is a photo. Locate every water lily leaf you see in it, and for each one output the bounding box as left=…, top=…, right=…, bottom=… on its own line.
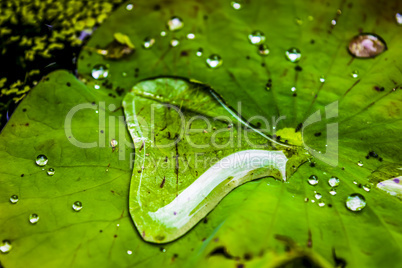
left=1, top=0, right=402, bottom=267
left=122, top=77, right=304, bottom=243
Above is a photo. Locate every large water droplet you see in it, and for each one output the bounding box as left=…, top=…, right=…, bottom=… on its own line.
left=29, top=213, right=40, bottom=224
left=231, top=0, right=243, bottom=10
left=357, top=160, right=363, bottom=167
left=0, top=240, right=12, bottom=253
left=348, top=33, right=387, bottom=58
left=72, top=201, right=83, bottom=212
left=248, top=31, right=266, bottom=45
left=346, top=193, right=366, bottom=211
left=285, top=48, right=302, bottom=63
left=167, top=16, right=183, bottom=31
left=10, top=195, right=18, bottom=204
left=91, top=64, right=109, bottom=80
left=328, top=176, right=340, bottom=187
left=143, top=37, right=155, bottom=49
left=258, top=44, right=270, bottom=56
left=35, top=155, right=48, bottom=167
left=206, top=54, right=223, bottom=69
left=396, top=13, right=402, bottom=25
left=308, top=175, right=319, bottom=185
left=363, top=184, right=371, bottom=192
left=47, top=168, right=55, bottom=176
left=351, top=70, right=359, bottom=78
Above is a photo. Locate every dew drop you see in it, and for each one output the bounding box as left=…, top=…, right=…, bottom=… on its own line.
left=160, top=31, right=167, bottom=37
left=304, top=197, right=309, bottom=202
left=328, top=176, right=340, bottom=187
left=206, top=54, right=223, bottom=69
left=346, top=193, right=366, bottom=211
left=291, top=86, right=296, bottom=92
left=0, top=240, right=12, bottom=253
left=10, top=195, right=18, bottom=204
left=91, top=64, right=109, bottom=80
left=47, top=168, right=55, bottom=176
left=319, top=75, right=325, bottom=83
left=196, top=48, right=203, bottom=57
left=35, top=155, right=48, bottom=167
left=318, top=201, right=325, bottom=207
left=29, top=213, right=39, bottom=224
left=396, top=13, right=402, bottom=25
left=331, top=19, right=337, bottom=26
left=143, top=37, right=155, bottom=49
left=248, top=31, right=266, bottom=45
left=351, top=70, right=359, bottom=78
left=167, top=16, right=183, bottom=31
left=348, top=33, right=387, bottom=58
left=357, top=160, right=363, bottom=167
left=329, top=189, right=337, bottom=195
left=258, top=44, right=270, bottom=56
left=307, top=175, right=319, bottom=185
left=127, top=250, right=133, bottom=255
left=110, top=139, right=118, bottom=148
left=363, top=184, right=371, bottom=192
left=186, top=33, right=195, bottom=40
left=315, top=193, right=322, bottom=200
left=94, top=84, right=100, bottom=89
left=231, top=0, right=243, bottom=10
left=72, top=201, right=83, bottom=212
left=285, top=48, right=302, bottom=63
left=160, top=247, right=167, bottom=253
left=126, top=4, right=134, bottom=10
left=170, top=39, right=179, bottom=47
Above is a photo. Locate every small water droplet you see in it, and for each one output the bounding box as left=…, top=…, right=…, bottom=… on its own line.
left=285, top=48, right=302, bottom=63
left=0, top=240, right=12, bottom=253
left=319, top=75, right=325, bottom=83
left=363, top=184, right=371, bottom=192
left=348, top=33, right=387, bottom=58
left=231, top=0, right=243, bottom=10
left=328, top=176, right=340, bottom=187
left=351, top=70, right=359, bottom=78
left=315, top=193, right=322, bottom=200
left=91, top=64, right=109, bottom=80
left=35, top=155, right=48, bottom=167
left=10, top=195, right=18, bottom=204
left=72, top=201, right=83, bottom=212
left=206, top=54, right=223, bottom=69
left=357, top=160, right=363, bottom=167
left=29, top=213, right=39, bottom=224
left=170, top=39, right=179, bottom=47
left=308, top=175, right=319, bottom=185
left=127, top=250, right=133, bottom=255
left=346, top=193, right=366, bottom=211
left=110, top=139, right=118, bottom=148
left=167, top=16, right=183, bottom=31
left=47, top=168, right=55, bottom=176
left=331, top=19, right=337, bottom=26
left=126, top=4, right=134, bottom=10
left=329, top=189, right=337, bottom=195
left=143, top=37, right=155, bottom=49
left=160, top=31, right=167, bottom=37
left=304, top=197, right=309, bottom=202
left=258, top=44, right=270, bottom=56
left=186, top=33, right=195, bottom=39
left=160, top=247, right=167, bottom=253
left=291, top=86, right=296, bottom=92
left=396, top=13, right=402, bottom=25
left=122, top=72, right=127, bottom=77
left=196, top=48, right=203, bottom=57
left=318, top=201, right=325, bottom=207
left=248, top=31, right=266, bottom=45
left=94, top=84, right=100, bottom=89
left=311, top=199, right=315, bottom=203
